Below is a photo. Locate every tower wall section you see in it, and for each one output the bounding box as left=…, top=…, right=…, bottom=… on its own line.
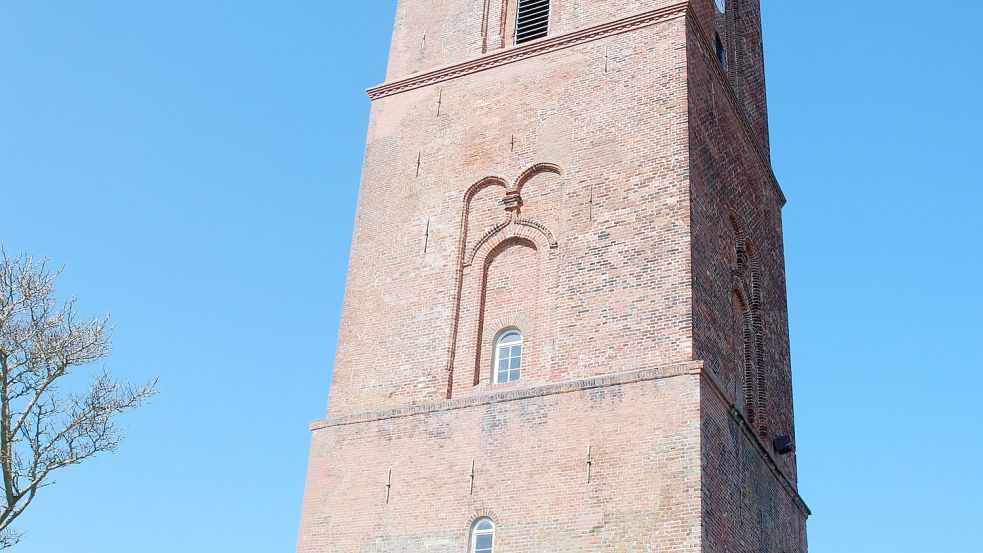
left=328, top=15, right=694, bottom=419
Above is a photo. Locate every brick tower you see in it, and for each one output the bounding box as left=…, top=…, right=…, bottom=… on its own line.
left=298, top=0, right=809, bottom=551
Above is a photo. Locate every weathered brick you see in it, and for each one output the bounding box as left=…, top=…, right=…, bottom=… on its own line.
left=298, top=2, right=808, bottom=551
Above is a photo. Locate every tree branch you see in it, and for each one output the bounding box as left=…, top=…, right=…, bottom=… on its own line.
left=0, top=248, right=158, bottom=543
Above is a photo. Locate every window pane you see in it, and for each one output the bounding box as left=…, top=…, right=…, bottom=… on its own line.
left=475, top=520, right=494, bottom=532
left=510, top=346, right=522, bottom=358
left=510, top=357, right=521, bottom=370
left=475, top=535, right=493, bottom=548
left=497, top=369, right=508, bottom=383
left=498, top=358, right=510, bottom=371
left=510, top=369, right=521, bottom=381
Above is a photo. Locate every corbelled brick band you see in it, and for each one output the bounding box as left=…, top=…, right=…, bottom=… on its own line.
left=298, top=0, right=809, bottom=551
left=314, top=361, right=702, bottom=428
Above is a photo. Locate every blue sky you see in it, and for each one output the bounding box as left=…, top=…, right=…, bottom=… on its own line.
left=1, top=1, right=980, bottom=552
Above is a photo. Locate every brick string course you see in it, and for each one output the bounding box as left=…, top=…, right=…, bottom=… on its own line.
left=297, top=1, right=809, bottom=551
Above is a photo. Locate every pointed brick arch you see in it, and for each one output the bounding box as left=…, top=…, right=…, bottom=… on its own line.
left=464, top=214, right=558, bottom=268
left=465, top=175, right=509, bottom=203
left=513, top=162, right=562, bottom=191
left=444, top=176, right=512, bottom=398
left=471, top=236, right=542, bottom=386
left=729, top=210, right=767, bottom=438
left=446, top=165, right=563, bottom=399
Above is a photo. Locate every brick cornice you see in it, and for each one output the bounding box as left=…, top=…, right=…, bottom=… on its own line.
left=366, top=3, right=690, bottom=101
left=311, top=360, right=704, bottom=430
left=310, top=360, right=811, bottom=516
left=366, top=3, right=786, bottom=205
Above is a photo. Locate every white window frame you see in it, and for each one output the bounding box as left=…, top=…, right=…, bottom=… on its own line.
left=470, top=518, right=495, bottom=553
left=493, top=330, right=523, bottom=384
left=713, top=0, right=726, bottom=13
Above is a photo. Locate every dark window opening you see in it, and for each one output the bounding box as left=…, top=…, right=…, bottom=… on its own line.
left=516, top=0, right=550, bottom=44
left=715, top=33, right=727, bottom=69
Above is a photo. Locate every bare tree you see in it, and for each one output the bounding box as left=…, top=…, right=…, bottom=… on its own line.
left=0, top=248, right=157, bottom=547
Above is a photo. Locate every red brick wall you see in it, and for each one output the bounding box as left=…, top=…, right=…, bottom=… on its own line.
left=686, top=8, right=808, bottom=552
left=689, top=0, right=770, bottom=156
left=327, top=17, right=693, bottom=419
left=386, top=0, right=699, bottom=81
left=475, top=238, right=543, bottom=386
left=300, top=367, right=703, bottom=553
left=686, top=8, right=796, bottom=477
left=730, top=0, right=770, bottom=158
left=301, top=2, right=809, bottom=551
left=701, top=377, right=809, bottom=553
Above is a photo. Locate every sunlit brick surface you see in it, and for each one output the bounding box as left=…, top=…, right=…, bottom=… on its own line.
left=299, top=1, right=808, bottom=551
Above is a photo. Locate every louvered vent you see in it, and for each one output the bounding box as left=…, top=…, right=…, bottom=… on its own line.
left=515, top=0, right=550, bottom=44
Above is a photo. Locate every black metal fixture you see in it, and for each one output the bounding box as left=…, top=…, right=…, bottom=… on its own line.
left=773, top=435, right=795, bottom=456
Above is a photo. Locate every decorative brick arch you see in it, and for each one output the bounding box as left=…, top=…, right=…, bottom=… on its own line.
left=464, top=218, right=512, bottom=268
left=445, top=165, right=563, bottom=400
left=513, top=162, right=562, bottom=191
left=465, top=509, right=501, bottom=528
left=464, top=213, right=558, bottom=268
left=729, top=210, right=767, bottom=438
left=515, top=216, right=558, bottom=247
left=470, top=236, right=551, bottom=386
left=444, top=175, right=511, bottom=398
left=465, top=175, right=509, bottom=204
left=460, top=165, right=561, bottom=255
left=483, top=313, right=535, bottom=346
left=463, top=509, right=502, bottom=553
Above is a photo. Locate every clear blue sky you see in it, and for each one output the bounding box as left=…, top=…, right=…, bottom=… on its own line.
left=1, top=1, right=981, bottom=551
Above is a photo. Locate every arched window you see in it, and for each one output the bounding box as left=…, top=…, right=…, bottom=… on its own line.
left=470, top=518, right=496, bottom=553
left=713, top=0, right=726, bottom=13
left=494, top=330, right=523, bottom=384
